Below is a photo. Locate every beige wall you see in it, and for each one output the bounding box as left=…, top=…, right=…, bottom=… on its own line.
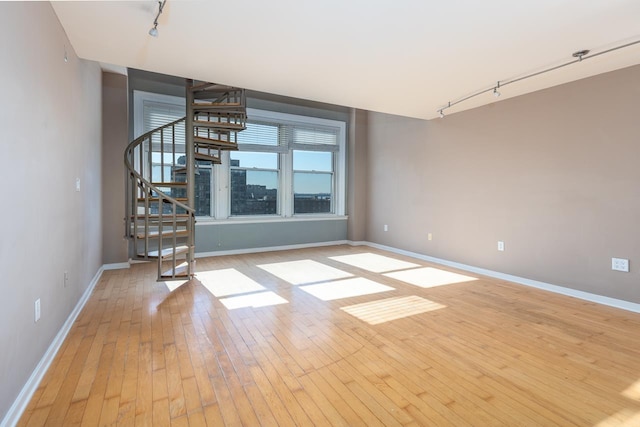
left=0, top=2, right=102, bottom=420
left=102, top=72, right=129, bottom=264
left=366, top=65, right=640, bottom=303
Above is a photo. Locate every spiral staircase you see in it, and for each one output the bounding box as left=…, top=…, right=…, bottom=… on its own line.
left=124, top=80, right=246, bottom=281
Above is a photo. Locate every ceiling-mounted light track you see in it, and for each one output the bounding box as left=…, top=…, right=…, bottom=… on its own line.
left=148, top=0, right=166, bottom=37
left=436, top=39, right=640, bottom=118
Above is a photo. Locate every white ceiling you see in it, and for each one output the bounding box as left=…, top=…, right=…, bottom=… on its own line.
left=52, top=0, right=640, bottom=120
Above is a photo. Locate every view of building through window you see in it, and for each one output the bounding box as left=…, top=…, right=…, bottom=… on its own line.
left=230, top=153, right=278, bottom=216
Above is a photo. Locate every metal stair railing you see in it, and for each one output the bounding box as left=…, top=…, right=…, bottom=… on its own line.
left=124, top=117, right=195, bottom=281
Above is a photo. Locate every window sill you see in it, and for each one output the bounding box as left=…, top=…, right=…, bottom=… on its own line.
left=195, top=215, right=348, bottom=225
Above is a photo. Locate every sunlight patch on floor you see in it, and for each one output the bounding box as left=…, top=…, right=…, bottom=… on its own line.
left=341, top=295, right=446, bottom=325
left=164, top=280, right=189, bottom=292
left=623, top=379, right=640, bottom=401
left=257, top=259, right=353, bottom=285
left=198, top=268, right=265, bottom=297
left=329, top=252, right=420, bottom=273
left=219, top=291, right=288, bottom=310
left=595, top=408, right=640, bottom=426
left=385, top=267, right=477, bottom=288
left=299, top=277, right=394, bottom=301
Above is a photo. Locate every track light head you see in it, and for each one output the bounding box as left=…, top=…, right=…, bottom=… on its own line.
left=572, top=49, right=590, bottom=60
left=148, top=0, right=166, bottom=37
left=439, top=110, right=444, bottom=119
left=493, top=88, right=500, bottom=97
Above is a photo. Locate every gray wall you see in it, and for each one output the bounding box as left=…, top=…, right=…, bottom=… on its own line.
left=0, top=2, right=102, bottom=421
left=196, top=219, right=347, bottom=253
left=102, top=72, right=129, bottom=264
left=365, top=65, right=640, bottom=303
left=347, top=109, right=368, bottom=241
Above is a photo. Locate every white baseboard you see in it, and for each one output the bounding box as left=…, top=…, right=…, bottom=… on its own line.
left=1, top=266, right=105, bottom=427
left=196, top=240, right=348, bottom=258
left=103, top=262, right=130, bottom=270
left=350, top=240, right=640, bottom=314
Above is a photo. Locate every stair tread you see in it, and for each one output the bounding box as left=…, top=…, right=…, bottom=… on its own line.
left=136, top=229, right=189, bottom=239
left=145, top=245, right=190, bottom=259
left=194, top=152, right=222, bottom=164
left=151, top=182, right=187, bottom=187
left=193, top=91, right=243, bottom=101
left=131, top=218, right=190, bottom=224
left=190, top=83, right=239, bottom=93
left=160, top=262, right=190, bottom=280
left=192, top=102, right=243, bottom=110
left=137, top=197, right=188, bottom=202
left=193, top=120, right=245, bottom=130
left=194, top=136, right=238, bottom=147
left=130, top=214, right=191, bottom=219
left=194, top=110, right=246, bottom=118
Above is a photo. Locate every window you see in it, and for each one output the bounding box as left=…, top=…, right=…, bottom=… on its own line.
left=134, top=92, right=346, bottom=220
left=228, top=110, right=345, bottom=218
left=293, top=150, right=333, bottom=214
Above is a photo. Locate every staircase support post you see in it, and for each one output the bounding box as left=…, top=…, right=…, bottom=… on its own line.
left=185, top=79, right=195, bottom=277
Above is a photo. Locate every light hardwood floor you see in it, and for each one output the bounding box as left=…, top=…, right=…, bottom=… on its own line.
left=18, top=245, right=640, bottom=426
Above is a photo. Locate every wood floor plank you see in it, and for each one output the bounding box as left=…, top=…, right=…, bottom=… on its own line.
left=61, top=399, right=87, bottom=426
left=135, top=341, right=153, bottom=421
left=202, top=403, right=225, bottom=426
left=79, top=341, right=116, bottom=426
left=247, top=364, right=296, bottom=426
left=40, top=333, right=96, bottom=425
left=301, top=370, right=363, bottom=426
left=208, top=374, right=243, bottom=425
left=16, top=245, right=640, bottom=426
left=164, top=344, right=187, bottom=419
left=152, top=398, right=171, bottom=427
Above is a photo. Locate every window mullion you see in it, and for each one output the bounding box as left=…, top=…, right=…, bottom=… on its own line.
left=281, top=150, right=292, bottom=217
left=216, top=151, right=229, bottom=219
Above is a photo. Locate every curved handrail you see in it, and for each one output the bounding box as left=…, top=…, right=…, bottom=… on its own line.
left=124, top=116, right=194, bottom=214
left=125, top=116, right=195, bottom=279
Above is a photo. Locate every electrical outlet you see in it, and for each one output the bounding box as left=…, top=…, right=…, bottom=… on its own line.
left=612, top=258, right=629, bottom=272
left=497, top=241, right=505, bottom=251
left=75, top=178, right=81, bottom=192
left=428, top=233, right=433, bottom=241
left=384, top=224, right=388, bottom=232
left=35, top=299, right=41, bottom=322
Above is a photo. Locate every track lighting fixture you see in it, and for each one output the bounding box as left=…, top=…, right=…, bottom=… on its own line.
left=148, top=0, right=166, bottom=37
left=436, top=40, right=640, bottom=118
